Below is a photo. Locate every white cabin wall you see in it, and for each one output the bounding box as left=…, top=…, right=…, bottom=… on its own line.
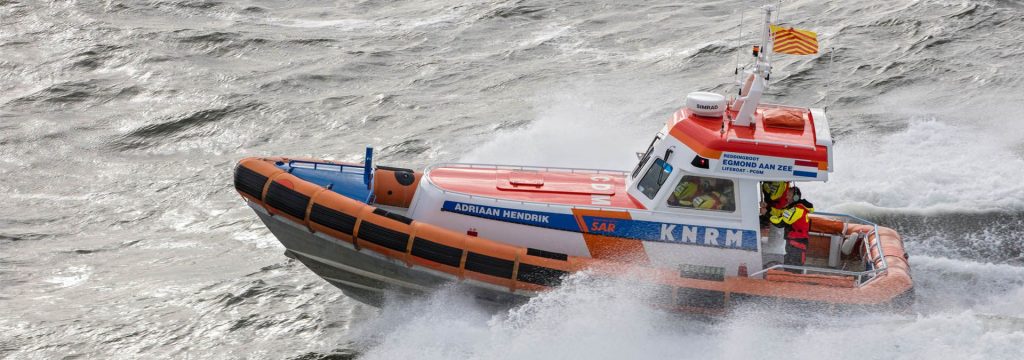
left=407, top=175, right=592, bottom=257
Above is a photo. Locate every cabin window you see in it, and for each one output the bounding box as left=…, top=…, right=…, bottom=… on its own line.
left=636, top=158, right=672, bottom=199
left=631, top=135, right=662, bottom=179
left=666, top=175, right=736, bottom=212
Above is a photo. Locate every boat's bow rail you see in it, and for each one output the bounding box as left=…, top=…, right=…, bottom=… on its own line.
left=287, top=159, right=368, bottom=175
left=273, top=158, right=375, bottom=203
left=751, top=212, right=890, bottom=287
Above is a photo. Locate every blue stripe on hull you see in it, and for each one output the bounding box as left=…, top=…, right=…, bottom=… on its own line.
left=440, top=201, right=757, bottom=251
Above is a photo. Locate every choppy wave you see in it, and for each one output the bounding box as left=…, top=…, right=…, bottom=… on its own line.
left=355, top=262, right=1024, bottom=360
left=2, top=0, right=1024, bottom=358
left=804, top=119, right=1024, bottom=214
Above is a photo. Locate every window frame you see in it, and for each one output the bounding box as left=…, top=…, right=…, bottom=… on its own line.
left=631, top=135, right=662, bottom=179
left=664, top=174, right=737, bottom=213
left=635, top=157, right=673, bottom=200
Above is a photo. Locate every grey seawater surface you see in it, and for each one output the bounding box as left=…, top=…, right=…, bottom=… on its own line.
left=1, top=0, right=1023, bottom=359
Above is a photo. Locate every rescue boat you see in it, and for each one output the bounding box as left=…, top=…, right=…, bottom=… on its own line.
left=232, top=6, right=913, bottom=314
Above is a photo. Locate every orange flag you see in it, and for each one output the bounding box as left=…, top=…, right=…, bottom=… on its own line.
left=771, top=25, right=818, bottom=55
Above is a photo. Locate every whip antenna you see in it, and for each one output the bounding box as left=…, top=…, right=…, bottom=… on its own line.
left=775, top=0, right=783, bottom=24
left=824, top=46, right=835, bottom=111
left=734, top=9, right=745, bottom=82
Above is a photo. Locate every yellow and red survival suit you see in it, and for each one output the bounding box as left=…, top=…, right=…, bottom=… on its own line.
left=763, top=182, right=815, bottom=270
left=669, top=177, right=701, bottom=207
left=762, top=181, right=791, bottom=220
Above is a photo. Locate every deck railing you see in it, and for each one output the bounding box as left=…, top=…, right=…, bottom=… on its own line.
left=286, top=159, right=367, bottom=174
left=748, top=212, right=888, bottom=287
left=424, top=162, right=627, bottom=176
left=421, top=163, right=731, bottom=223
left=424, top=164, right=889, bottom=287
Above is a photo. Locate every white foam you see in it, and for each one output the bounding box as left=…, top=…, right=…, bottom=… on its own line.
left=386, top=91, right=1024, bottom=358
left=354, top=265, right=1024, bottom=360
left=356, top=272, right=703, bottom=360
left=459, top=85, right=664, bottom=170
left=803, top=119, right=1024, bottom=214
left=44, top=266, right=91, bottom=288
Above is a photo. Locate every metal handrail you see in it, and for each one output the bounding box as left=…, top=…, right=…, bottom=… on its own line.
left=420, top=163, right=742, bottom=222
left=424, top=162, right=628, bottom=176
left=724, top=136, right=818, bottom=150
left=287, top=159, right=366, bottom=174
left=747, top=263, right=887, bottom=285
left=747, top=211, right=888, bottom=287
left=817, top=211, right=888, bottom=274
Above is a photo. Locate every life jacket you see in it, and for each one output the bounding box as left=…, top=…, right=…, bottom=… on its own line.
left=782, top=201, right=815, bottom=240
left=764, top=183, right=794, bottom=217
left=672, top=179, right=700, bottom=206
left=692, top=192, right=724, bottom=210
left=770, top=188, right=815, bottom=239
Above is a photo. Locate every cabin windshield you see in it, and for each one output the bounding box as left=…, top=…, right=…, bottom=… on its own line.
left=631, top=135, right=662, bottom=179
left=636, top=158, right=672, bottom=199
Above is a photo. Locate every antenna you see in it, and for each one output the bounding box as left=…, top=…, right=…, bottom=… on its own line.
left=734, top=9, right=745, bottom=82
left=733, top=5, right=775, bottom=127
left=824, top=46, right=835, bottom=111
left=775, top=0, right=783, bottom=24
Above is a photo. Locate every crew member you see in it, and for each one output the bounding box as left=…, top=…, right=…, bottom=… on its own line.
left=765, top=182, right=814, bottom=272
left=693, top=181, right=734, bottom=211
left=761, top=181, right=790, bottom=221
left=692, top=191, right=724, bottom=210
left=668, top=177, right=701, bottom=207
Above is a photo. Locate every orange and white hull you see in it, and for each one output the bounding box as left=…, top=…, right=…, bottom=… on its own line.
left=234, top=157, right=914, bottom=313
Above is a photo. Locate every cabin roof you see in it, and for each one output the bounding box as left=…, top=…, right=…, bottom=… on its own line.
left=668, top=104, right=831, bottom=170
left=427, top=166, right=645, bottom=209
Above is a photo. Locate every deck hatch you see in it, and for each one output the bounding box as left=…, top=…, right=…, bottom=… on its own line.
left=516, top=263, right=567, bottom=287
left=266, top=181, right=310, bottom=219
left=411, top=238, right=462, bottom=267
left=466, top=252, right=514, bottom=279
left=234, top=165, right=268, bottom=199
left=310, top=203, right=356, bottom=235
left=357, top=221, right=409, bottom=252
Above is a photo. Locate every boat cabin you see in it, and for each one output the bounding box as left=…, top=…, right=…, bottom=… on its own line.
left=406, top=92, right=833, bottom=277
left=407, top=5, right=835, bottom=277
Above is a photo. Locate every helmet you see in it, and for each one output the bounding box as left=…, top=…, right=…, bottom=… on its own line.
left=790, top=186, right=802, bottom=203
left=762, top=181, right=789, bottom=201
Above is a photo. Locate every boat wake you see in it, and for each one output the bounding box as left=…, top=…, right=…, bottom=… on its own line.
left=368, top=83, right=1024, bottom=359
left=352, top=254, right=1024, bottom=359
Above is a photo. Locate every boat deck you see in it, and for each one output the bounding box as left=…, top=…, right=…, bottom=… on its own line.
left=426, top=164, right=644, bottom=209
left=274, top=159, right=373, bottom=203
